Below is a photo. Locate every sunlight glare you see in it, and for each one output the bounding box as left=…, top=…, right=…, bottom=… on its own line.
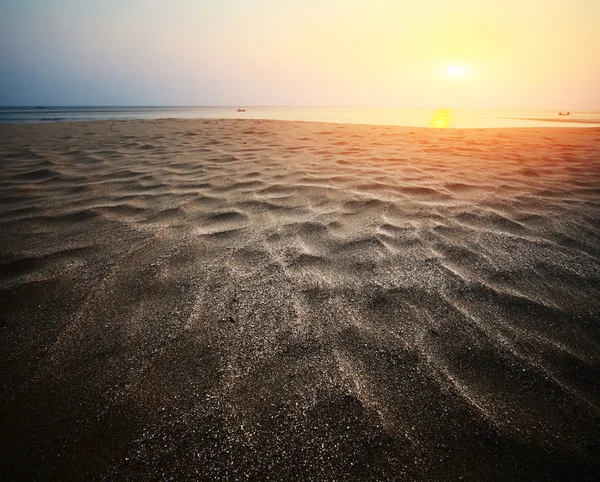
left=443, top=64, right=470, bottom=80
left=432, top=108, right=452, bottom=128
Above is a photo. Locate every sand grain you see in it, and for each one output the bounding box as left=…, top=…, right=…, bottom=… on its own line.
left=1, top=119, right=599, bottom=480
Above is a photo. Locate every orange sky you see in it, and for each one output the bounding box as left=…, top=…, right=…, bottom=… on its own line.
left=1, top=0, right=599, bottom=108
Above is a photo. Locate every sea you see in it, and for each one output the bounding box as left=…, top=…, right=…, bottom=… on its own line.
left=1, top=106, right=599, bottom=128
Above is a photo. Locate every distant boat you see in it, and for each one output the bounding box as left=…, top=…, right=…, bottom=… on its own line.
left=236, top=108, right=246, bottom=112
left=34, top=106, right=45, bottom=109
left=558, top=112, right=570, bottom=116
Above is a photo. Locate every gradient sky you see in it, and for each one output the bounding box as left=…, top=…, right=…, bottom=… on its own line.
left=1, top=0, right=599, bottom=108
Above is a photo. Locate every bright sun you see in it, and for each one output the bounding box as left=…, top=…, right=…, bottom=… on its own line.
left=444, top=64, right=470, bottom=80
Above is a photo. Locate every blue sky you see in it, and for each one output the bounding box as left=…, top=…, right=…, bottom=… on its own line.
left=1, top=0, right=599, bottom=108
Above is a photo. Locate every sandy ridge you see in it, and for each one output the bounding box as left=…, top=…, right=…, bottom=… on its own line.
left=1, top=119, right=599, bottom=480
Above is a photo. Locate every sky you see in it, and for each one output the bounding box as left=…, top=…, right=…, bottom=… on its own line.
left=1, top=0, right=599, bottom=109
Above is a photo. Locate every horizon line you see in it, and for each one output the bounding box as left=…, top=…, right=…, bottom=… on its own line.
left=0, top=105, right=597, bottom=112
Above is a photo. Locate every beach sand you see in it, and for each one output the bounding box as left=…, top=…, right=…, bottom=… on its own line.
left=1, top=119, right=599, bottom=480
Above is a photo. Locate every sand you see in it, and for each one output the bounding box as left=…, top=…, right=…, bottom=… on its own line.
left=1, top=118, right=599, bottom=480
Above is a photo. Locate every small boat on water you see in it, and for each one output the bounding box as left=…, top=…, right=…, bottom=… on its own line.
left=236, top=108, right=246, bottom=112
left=558, top=112, right=570, bottom=116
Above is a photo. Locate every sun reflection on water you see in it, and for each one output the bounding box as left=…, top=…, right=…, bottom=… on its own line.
left=432, top=108, right=452, bottom=128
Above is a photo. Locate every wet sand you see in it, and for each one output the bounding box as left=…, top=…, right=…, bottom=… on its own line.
left=1, top=119, right=599, bottom=480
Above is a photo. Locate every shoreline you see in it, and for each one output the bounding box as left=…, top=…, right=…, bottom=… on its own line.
left=2, top=106, right=600, bottom=128
left=3, top=116, right=600, bottom=130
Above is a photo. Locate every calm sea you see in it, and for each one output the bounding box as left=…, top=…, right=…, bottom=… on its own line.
left=1, top=106, right=599, bottom=128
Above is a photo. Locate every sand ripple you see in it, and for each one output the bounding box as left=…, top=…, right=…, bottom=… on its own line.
left=1, top=119, right=599, bottom=480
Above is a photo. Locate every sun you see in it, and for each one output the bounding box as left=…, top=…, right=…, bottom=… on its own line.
left=443, top=64, right=470, bottom=80
left=447, top=65, right=463, bottom=77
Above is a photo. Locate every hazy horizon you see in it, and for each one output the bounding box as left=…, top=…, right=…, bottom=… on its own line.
left=2, top=105, right=600, bottom=112
left=2, top=0, right=599, bottom=109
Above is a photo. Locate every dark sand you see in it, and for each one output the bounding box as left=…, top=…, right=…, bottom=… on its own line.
left=1, top=119, right=599, bottom=480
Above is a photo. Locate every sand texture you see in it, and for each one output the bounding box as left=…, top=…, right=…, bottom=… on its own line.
left=1, top=119, right=599, bottom=480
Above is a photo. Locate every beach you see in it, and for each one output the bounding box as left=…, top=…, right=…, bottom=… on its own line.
left=1, top=118, right=599, bottom=480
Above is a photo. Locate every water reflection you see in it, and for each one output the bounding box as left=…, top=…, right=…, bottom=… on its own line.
left=2, top=106, right=599, bottom=128
left=432, top=108, right=452, bottom=128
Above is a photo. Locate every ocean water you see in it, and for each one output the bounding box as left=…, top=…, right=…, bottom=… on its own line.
left=1, top=106, right=599, bottom=128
